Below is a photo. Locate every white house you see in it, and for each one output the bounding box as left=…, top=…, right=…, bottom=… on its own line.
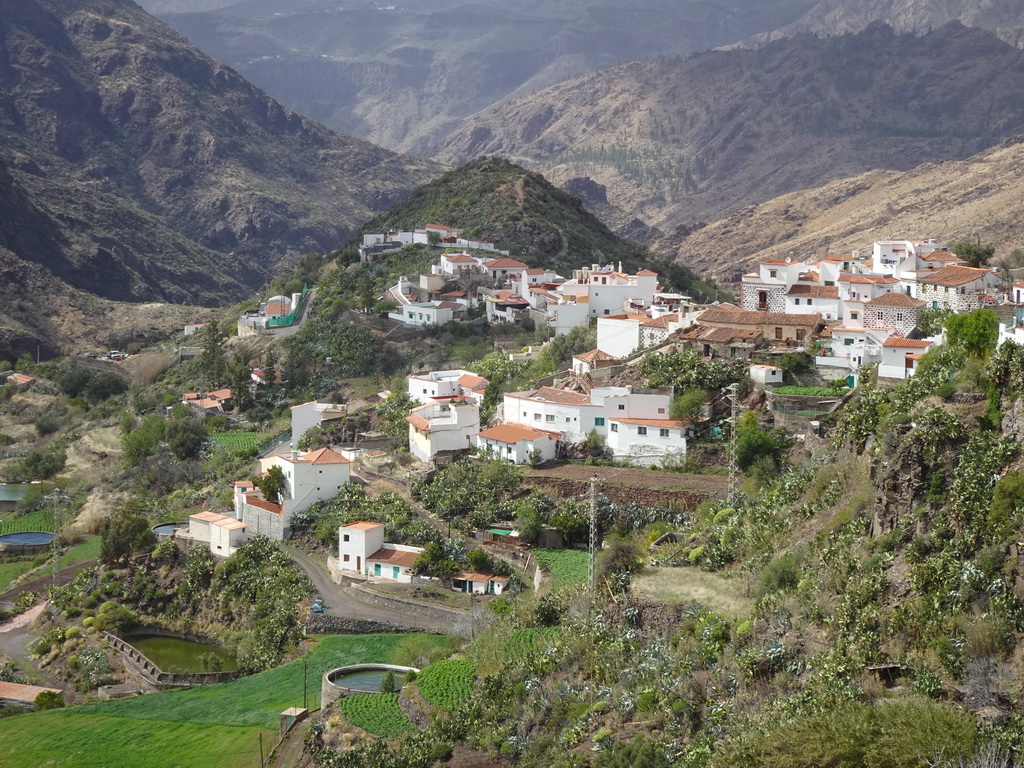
left=741, top=259, right=809, bottom=312
left=606, top=417, right=690, bottom=467
left=878, top=336, right=936, bottom=379
left=187, top=511, right=248, bottom=556
left=554, top=264, right=659, bottom=320
left=784, top=285, right=841, bottom=320
left=862, top=293, right=927, bottom=336
left=408, top=370, right=489, bottom=406
left=571, top=348, right=616, bottom=375
left=816, top=327, right=890, bottom=373
left=337, top=522, right=422, bottom=582
left=474, top=423, right=559, bottom=464
left=596, top=314, right=644, bottom=358
left=918, top=266, right=1002, bottom=312
left=406, top=400, right=480, bottom=464
left=388, top=301, right=464, bottom=327
left=290, top=401, right=347, bottom=444
left=749, top=364, right=783, bottom=388
left=483, top=257, right=529, bottom=282
left=235, top=448, right=351, bottom=539
left=503, top=385, right=671, bottom=442
left=452, top=572, right=508, bottom=595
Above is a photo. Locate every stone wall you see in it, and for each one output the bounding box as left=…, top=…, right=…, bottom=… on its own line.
left=240, top=503, right=289, bottom=540
left=348, top=583, right=474, bottom=626
left=305, top=614, right=431, bottom=635
left=321, top=664, right=418, bottom=708
left=523, top=477, right=711, bottom=511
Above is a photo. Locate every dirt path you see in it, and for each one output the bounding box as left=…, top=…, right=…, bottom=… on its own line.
left=527, top=465, right=730, bottom=492
left=0, top=601, right=63, bottom=690
left=282, top=545, right=449, bottom=633
left=272, top=719, right=311, bottom=768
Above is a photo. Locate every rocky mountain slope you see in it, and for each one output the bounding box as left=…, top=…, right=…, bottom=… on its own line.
left=663, top=135, right=1024, bottom=282
left=140, top=0, right=819, bottom=154
left=430, top=23, right=1024, bottom=233
left=0, top=0, right=441, bottom=359
left=746, top=0, right=1024, bottom=49
left=0, top=0, right=439, bottom=305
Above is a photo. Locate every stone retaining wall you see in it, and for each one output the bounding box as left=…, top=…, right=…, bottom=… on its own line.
left=104, top=632, right=237, bottom=688
left=321, top=664, right=418, bottom=708
left=304, top=614, right=432, bottom=635
left=348, top=583, right=471, bottom=625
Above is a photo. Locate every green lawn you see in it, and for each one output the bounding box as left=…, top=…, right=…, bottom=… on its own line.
left=0, top=559, right=34, bottom=592
left=209, top=432, right=262, bottom=455
left=0, top=713, right=270, bottom=768
left=533, top=549, right=589, bottom=587
left=0, top=633, right=443, bottom=767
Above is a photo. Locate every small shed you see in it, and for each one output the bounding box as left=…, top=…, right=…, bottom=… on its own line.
left=749, top=364, right=783, bottom=387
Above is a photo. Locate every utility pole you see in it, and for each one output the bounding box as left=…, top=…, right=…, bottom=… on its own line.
left=588, top=476, right=598, bottom=589
left=726, top=383, right=741, bottom=502
left=44, top=489, right=69, bottom=593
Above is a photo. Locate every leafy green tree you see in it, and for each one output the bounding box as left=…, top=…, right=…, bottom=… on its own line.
left=1011, top=247, right=1024, bottom=267
left=33, top=690, right=64, bottom=711
left=735, top=411, right=790, bottom=473
left=466, top=547, right=492, bottom=573
left=198, top=321, right=228, bottom=389
left=952, top=241, right=996, bottom=268
left=297, top=425, right=325, bottom=450
left=638, top=347, right=743, bottom=391
left=917, top=307, right=952, bottom=337
left=376, top=389, right=413, bottom=440
left=255, top=464, right=287, bottom=504
left=543, top=325, right=596, bottom=371
left=945, top=308, right=1000, bottom=358
left=100, top=504, right=157, bottom=565
left=165, top=414, right=208, bottom=460
left=670, top=387, right=707, bottom=422
left=549, top=500, right=588, bottom=546
left=121, top=414, right=165, bottom=466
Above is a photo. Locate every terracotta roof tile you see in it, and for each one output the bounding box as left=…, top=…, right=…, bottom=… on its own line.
left=864, top=293, right=927, bottom=308
left=342, top=521, right=384, bottom=531
left=642, top=314, right=678, bottom=328
left=444, top=254, right=477, bottom=263
left=458, top=373, right=489, bottom=390
left=787, top=285, right=839, bottom=299
left=610, top=417, right=689, bottom=428
left=699, top=308, right=823, bottom=328
left=882, top=337, right=934, bottom=348
left=368, top=547, right=421, bottom=568
left=839, top=274, right=900, bottom=284
left=0, top=681, right=62, bottom=704
left=264, top=302, right=290, bottom=316
left=920, top=265, right=995, bottom=287
left=301, top=447, right=350, bottom=465
left=574, top=348, right=616, bottom=363
left=486, top=257, right=529, bottom=269
left=636, top=269, right=659, bottom=276
left=477, top=423, right=559, bottom=443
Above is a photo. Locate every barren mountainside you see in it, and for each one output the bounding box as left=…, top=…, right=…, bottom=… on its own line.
left=664, top=135, right=1024, bottom=282
left=430, top=23, right=1024, bottom=234
left=141, top=0, right=820, bottom=154
left=745, top=0, right=1024, bottom=49
left=0, top=0, right=440, bottom=357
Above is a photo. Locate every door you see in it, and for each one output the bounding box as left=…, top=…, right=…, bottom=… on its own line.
left=393, top=566, right=400, bottom=579
left=374, top=563, right=381, bottom=577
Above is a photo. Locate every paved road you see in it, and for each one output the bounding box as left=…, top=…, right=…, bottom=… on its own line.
left=281, top=545, right=449, bottom=633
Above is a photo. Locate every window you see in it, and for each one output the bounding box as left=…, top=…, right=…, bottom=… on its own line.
left=660, top=428, right=670, bottom=438
left=610, top=423, right=618, bottom=432
left=876, top=311, right=883, bottom=320
left=794, top=298, right=800, bottom=305
left=796, top=329, right=806, bottom=341
left=637, top=426, right=648, bottom=435
left=807, top=299, right=813, bottom=306
left=825, top=280, right=835, bottom=286
left=595, top=417, right=605, bottom=426
left=769, top=270, right=777, bottom=278
left=545, top=414, right=555, bottom=422
left=603, top=309, right=610, bottom=315
left=343, top=554, right=350, bottom=562
left=534, top=413, right=541, bottom=421
left=850, top=311, right=858, bottom=320
left=896, top=312, right=903, bottom=322
left=343, top=534, right=350, bottom=542
left=657, top=408, right=666, bottom=414
left=565, top=417, right=571, bottom=422
left=618, top=404, right=625, bottom=410
left=844, top=338, right=854, bottom=346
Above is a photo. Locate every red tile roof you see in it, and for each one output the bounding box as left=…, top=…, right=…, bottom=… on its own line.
left=574, top=348, right=616, bottom=363
left=699, top=308, right=822, bottom=328
left=425, top=223, right=453, bottom=232
left=244, top=496, right=283, bottom=514
left=839, top=274, right=900, bottom=284
left=445, top=254, right=477, bottom=263
left=525, top=268, right=546, bottom=275
left=883, top=337, right=934, bottom=349
left=368, top=547, right=421, bottom=568
left=920, top=250, right=962, bottom=262
left=265, top=302, right=290, bottom=316
left=0, top=681, right=62, bottom=705
left=486, top=257, right=529, bottom=269
left=406, top=413, right=430, bottom=430
left=476, top=423, right=558, bottom=444
left=642, top=314, right=678, bottom=328
left=435, top=301, right=464, bottom=311
left=761, top=259, right=793, bottom=265
left=342, top=521, right=384, bottom=531
left=636, top=269, right=659, bottom=276
left=6, top=373, right=34, bottom=385
left=920, top=265, right=994, bottom=287
left=516, top=386, right=591, bottom=405
left=458, top=373, right=489, bottom=390
left=207, top=388, right=232, bottom=401
left=787, top=284, right=839, bottom=299
left=301, top=447, right=350, bottom=465
left=865, top=293, right=927, bottom=308
left=611, top=417, right=689, bottom=428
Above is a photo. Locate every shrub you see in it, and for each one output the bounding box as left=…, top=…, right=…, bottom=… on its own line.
left=416, top=659, right=476, bottom=709
left=755, top=552, right=800, bottom=598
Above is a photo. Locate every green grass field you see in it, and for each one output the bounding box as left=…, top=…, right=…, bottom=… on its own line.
left=0, top=509, right=54, bottom=535
left=533, top=549, right=589, bottom=587
left=336, top=693, right=415, bottom=738
left=416, top=659, right=476, bottom=709
left=0, top=559, right=35, bottom=592
left=209, top=432, right=262, bottom=454
left=0, top=633, right=443, bottom=767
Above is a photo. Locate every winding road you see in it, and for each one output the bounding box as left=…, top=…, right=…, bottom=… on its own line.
left=281, top=545, right=450, bottom=634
